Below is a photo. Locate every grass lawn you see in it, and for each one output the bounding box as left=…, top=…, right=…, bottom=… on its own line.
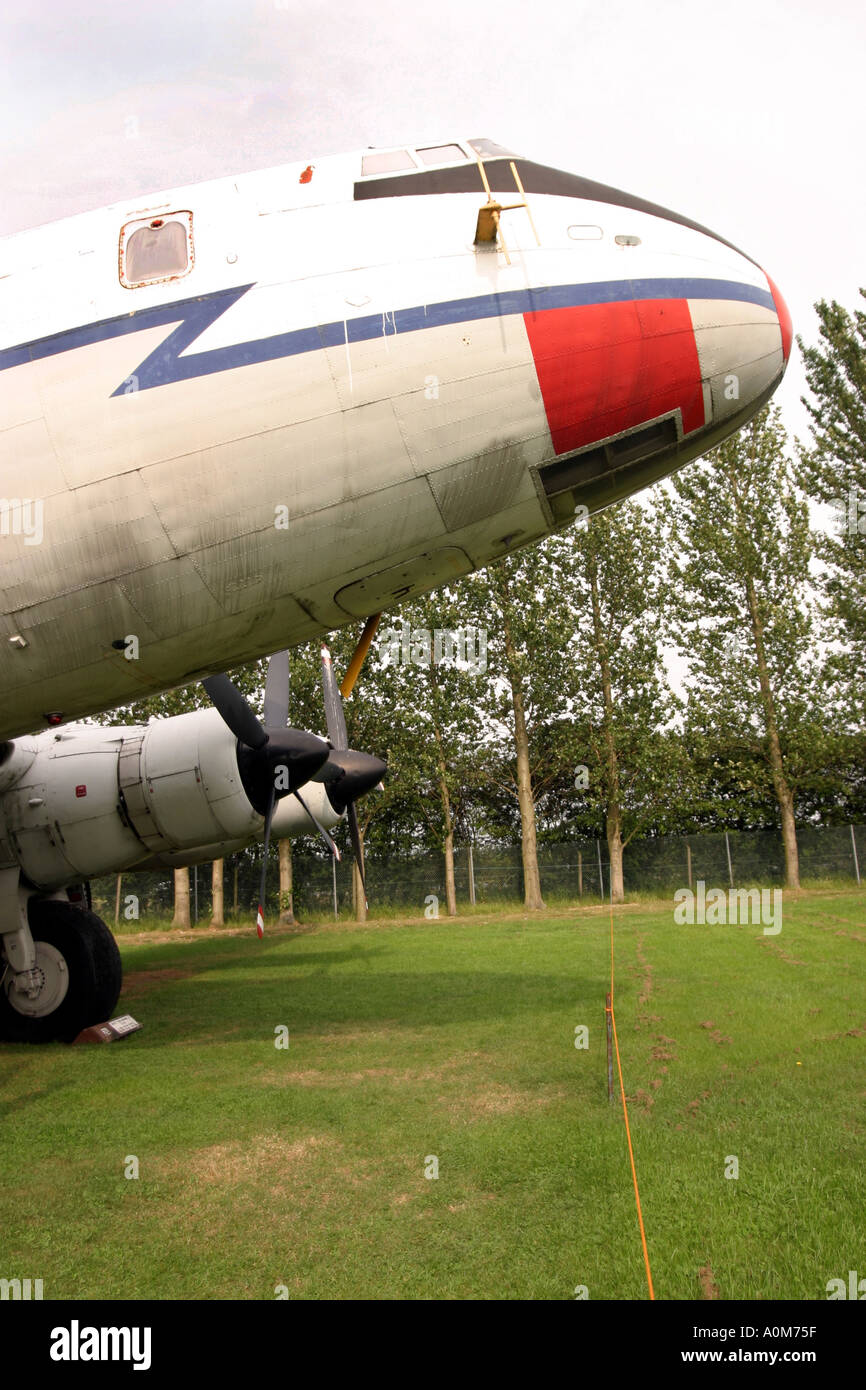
left=1, top=888, right=864, bottom=1300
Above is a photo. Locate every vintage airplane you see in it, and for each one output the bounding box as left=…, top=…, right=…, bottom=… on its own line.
left=0, top=135, right=791, bottom=1040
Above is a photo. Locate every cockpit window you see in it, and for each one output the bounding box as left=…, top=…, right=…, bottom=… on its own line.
left=119, top=212, right=193, bottom=289
left=467, top=138, right=516, bottom=158
left=414, top=143, right=467, bottom=166
left=361, top=150, right=417, bottom=176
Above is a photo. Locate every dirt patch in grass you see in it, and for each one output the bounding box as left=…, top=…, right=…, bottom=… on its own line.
left=162, top=1133, right=337, bottom=1187
left=258, top=1054, right=476, bottom=1090
left=446, top=1081, right=567, bottom=1120
left=699, top=1263, right=720, bottom=1299
left=759, top=940, right=808, bottom=966
left=699, top=1021, right=733, bottom=1045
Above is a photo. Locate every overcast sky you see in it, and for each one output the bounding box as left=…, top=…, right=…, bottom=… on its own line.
left=2, top=0, right=864, bottom=438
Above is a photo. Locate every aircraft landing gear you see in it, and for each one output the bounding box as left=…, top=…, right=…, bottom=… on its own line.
left=0, top=898, right=122, bottom=1044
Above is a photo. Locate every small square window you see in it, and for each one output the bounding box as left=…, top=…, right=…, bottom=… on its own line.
left=119, top=211, right=193, bottom=289
left=361, top=150, right=417, bottom=176
left=414, top=144, right=467, bottom=166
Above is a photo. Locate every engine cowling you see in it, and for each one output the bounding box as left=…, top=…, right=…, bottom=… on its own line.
left=0, top=709, right=337, bottom=890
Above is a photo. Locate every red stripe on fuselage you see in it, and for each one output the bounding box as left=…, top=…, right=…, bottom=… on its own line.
left=523, top=298, right=704, bottom=456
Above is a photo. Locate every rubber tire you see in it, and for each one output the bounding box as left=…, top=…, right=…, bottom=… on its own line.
left=0, top=899, right=122, bottom=1044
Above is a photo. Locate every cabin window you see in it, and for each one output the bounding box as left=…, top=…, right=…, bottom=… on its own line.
left=119, top=211, right=193, bottom=289
left=361, top=150, right=417, bottom=176
left=414, top=143, right=467, bottom=166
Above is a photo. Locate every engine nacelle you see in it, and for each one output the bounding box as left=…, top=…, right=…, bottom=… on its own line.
left=0, top=710, right=276, bottom=890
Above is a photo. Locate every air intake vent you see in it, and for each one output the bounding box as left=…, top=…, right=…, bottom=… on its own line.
left=541, top=416, right=679, bottom=495
left=538, top=414, right=681, bottom=522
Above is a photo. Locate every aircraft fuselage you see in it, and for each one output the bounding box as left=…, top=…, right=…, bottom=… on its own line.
left=0, top=137, right=790, bottom=742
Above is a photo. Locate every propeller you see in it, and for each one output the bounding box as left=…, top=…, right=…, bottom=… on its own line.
left=202, top=656, right=330, bottom=937
left=319, top=644, right=387, bottom=907
left=203, top=634, right=385, bottom=932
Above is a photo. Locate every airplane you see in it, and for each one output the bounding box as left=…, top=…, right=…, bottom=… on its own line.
left=0, top=135, right=791, bottom=1041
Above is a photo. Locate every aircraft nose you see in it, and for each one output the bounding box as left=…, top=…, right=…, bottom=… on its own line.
left=764, top=271, right=793, bottom=365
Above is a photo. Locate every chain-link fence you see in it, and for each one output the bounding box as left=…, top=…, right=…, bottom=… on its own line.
left=91, top=823, right=865, bottom=925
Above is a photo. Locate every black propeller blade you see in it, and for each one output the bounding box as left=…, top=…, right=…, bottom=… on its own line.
left=320, top=645, right=348, bottom=751
left=346, top=803, right=367, bottom=906
left=320, top=644, right=387, bottom=907
left=202, top=672, right=268, bottom=749
left=262, top=650, right=290, bottom=729
left=256, top=783, right=276, bottom=940
left=293, top=788, right=341, bottom=861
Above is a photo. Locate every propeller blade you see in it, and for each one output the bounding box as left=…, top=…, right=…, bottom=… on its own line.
left=256, top=782, right=277, bottom=938
left=203, top=673, right=268, bottom=750
left=262, top=651, right=290, bottom=730
left=346, top=802, right=367, bottom=909
left=320, top=646, right=348, bottom=751
left=293, top=789, right=341, bottom=860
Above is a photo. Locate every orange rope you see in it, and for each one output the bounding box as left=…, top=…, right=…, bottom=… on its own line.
left=608, top=888, right=655, bottom=1300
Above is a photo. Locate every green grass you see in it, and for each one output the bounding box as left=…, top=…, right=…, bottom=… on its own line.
left=1, top=888, right=864, bottom=1300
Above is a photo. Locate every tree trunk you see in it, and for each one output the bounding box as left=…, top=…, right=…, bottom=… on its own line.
left=210, top=859, right=224, bottom=927
left=745, top=575, right=801, bottom=889
left=172, top=867, right=190, bottom=927
left=606, top=810, right=625, bottom=905
left=352, top=826, right=367, bottom=923
left=432, top=720, right=458, bottom=917
left=501, top=601, right=545, bottom=910
left=278, top=839, right=297, bottom=924
left=588, top=553, right=625, bottom=903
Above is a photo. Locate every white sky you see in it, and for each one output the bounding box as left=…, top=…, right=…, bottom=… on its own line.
left=2, top=0, right=864, bottom=444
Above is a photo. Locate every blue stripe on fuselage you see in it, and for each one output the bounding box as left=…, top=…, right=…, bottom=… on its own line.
left=0, top=276, right=775, bottom=396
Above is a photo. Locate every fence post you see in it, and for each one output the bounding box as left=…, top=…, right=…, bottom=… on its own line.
left=686, top=844, right=692, bottom=890
left=193, top=864, right=199, bottom=923
left=605, top=993, right=614, bottom=1102
left=852, top=824, right=861, bottom=886
left=332, top=855, right=338, bottom=920
left=597, top=839, right=604, bottom=901
left=724, top=832, right=734, bottom=888
left=114, top=874, right=122, bottom=925
left=578, top=850, right=583, bottom=898
left=468, top=844, right=476, bottom=906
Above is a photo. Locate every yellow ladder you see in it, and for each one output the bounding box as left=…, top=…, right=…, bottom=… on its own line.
left=473, top=159, right=541, bottom=265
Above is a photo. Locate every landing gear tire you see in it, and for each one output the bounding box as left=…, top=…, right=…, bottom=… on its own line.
left=0, top=899, right=122, bottom=1044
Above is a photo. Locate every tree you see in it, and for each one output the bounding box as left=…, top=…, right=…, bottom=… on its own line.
left=210, top=859, right=224, bottom=927
left=797, top=290, right=866, bottom=724
left=664, top=406, right=822, bottom=889
left=278, top=839, right=297, bottom=924
left=371, top=591, right=483, bottom=917
left=462, top=548, right=580, bottom=910
left=540, top=502, right=684, bottom=902
left=172, top=867, right=190, bottom=927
